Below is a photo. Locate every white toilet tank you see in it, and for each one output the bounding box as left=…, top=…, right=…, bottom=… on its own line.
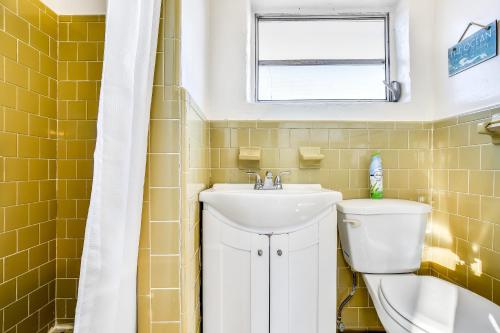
left=337, top=199, right=431, bottom=273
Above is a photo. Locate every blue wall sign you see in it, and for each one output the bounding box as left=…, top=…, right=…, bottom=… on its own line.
left=448, top=21, right=498, bottom=77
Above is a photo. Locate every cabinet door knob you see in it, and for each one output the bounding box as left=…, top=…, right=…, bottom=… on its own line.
left=257, top=249, right=263, bottom=256
left=277, top=249, right=283, bottom=256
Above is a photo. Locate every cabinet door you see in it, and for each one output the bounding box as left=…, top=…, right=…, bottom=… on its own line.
left=203, top=212, right=269, bottom=333
left=270, top=223, right=320, bottom=333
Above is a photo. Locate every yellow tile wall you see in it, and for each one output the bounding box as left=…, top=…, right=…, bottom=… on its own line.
left=55, top=14, right=105, bottom=324
left=137, top=8, right=182, bottom=332
left=179, top=91, right=210, bottom=333
left=137, top=1, right=189, bottom=332
left=209, top=120, right=433, bottom=331
left=3, top=1, right=497, bottom=333
left=0, top=0, right=58, bottom=332
left=50, top=2, right=206, bottom=330
left=137, top=1, right=211, bottom=331
left=429, top=108, right=500, bottom=305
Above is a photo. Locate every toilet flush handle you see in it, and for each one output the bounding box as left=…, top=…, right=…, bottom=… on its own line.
left=343, top=219, right=361, bottom=228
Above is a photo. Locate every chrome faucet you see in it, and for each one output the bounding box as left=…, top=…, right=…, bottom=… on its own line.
left=245, top=170, right=291, bottom=190
left=246, top=171, right=262, bottom=190
left=274, top=170, right=290, bottom=189
left=262, top=171, right=274, bottom=189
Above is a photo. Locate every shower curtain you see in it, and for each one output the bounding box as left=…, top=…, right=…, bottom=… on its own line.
left=74, top=0, right=161, bottom=332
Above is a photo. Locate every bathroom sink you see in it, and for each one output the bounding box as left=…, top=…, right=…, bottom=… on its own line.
left=199, top=184, right=342, bottom=233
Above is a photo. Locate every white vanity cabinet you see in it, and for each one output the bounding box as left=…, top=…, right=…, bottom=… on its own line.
left=200, top=184, right=340, bottom=333
left=202, top=219, right=270, bottom=333
left=270, top=222, right=335, bottom=333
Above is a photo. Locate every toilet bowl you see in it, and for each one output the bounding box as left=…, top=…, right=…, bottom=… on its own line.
left=363, top=274, right=500, bottom=333
left=336, top=199, right=500, bottom=333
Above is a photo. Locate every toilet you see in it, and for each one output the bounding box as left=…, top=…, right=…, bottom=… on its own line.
left=337, top=199, right=500, bottom=333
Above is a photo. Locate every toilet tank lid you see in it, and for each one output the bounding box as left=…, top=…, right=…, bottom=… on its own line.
left=336, top=199, right=431, bottom=215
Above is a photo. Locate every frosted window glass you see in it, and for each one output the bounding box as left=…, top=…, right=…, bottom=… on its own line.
left=256, top=17, right=389, bottom=101
left=258, top=65, right=386, bottom=101
left=259, top=19, right=386, bottom=60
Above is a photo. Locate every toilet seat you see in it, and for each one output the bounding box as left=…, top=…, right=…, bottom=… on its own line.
left=379, top=275, right=457, bottom=333
left=367, top=274, right=500, bottom=333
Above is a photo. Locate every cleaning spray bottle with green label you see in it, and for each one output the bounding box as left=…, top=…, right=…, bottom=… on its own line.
left=369, top=152, right=383, bottom=199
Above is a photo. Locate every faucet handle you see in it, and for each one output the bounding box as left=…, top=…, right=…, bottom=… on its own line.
left=245, top=170, right=262, bottom=189
left=274, top=170, right=291, bottom=189
left=245, top=170, right=260, bottom=177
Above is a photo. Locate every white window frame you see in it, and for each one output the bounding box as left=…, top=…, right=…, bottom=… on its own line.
left=254, top=14, right=391, bottom=103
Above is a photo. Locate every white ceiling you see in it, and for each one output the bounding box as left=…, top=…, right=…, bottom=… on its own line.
left=41, top=0, right=398, bottom=17
left=252, top=0, right=399, bottom=11
left=41, top=0, right=106, bottom=15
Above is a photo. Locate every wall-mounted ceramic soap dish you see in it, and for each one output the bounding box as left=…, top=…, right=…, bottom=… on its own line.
left=239, top=147, right=261, bottom=169
left=477, top=115, right=500, bottom=144
left=299, top=147, right=325, bottom=169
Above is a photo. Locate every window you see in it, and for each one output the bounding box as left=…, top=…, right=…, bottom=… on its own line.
left=255, top=15, right=390, bottom=102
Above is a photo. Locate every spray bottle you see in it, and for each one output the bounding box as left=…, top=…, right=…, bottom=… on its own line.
left=369, top=152, right=383, bottom=199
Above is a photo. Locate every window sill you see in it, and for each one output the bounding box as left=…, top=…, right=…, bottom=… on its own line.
left=253, top=99, right=393, bottom=104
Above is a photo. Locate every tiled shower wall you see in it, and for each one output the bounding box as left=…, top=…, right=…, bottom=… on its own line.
left=0, top=1, right=58, bottom=332
left=137, top=1, right=183, bottom=330
left=180, top=91, right=209, bottom=333
left=0, top=0, right=211, bottom=330
left=0, top=2, right=213, bottom=332
left=55, top=14, right=105, bottom=324
left=430, top=108, right=500, bottom=304
left=209, top=120, right=434, bottom=331
left=137, top=1, right=210, bottom=332
left=137, top=86, right=211, bottom=333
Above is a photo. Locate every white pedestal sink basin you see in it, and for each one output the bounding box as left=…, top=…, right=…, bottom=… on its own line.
left=199, top=183, right=342, bottom=234
left=200, top=184, right=341, bottom=333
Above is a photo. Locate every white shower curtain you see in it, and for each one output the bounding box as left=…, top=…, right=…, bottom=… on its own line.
left=74, top=0, right=161, bottom=332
